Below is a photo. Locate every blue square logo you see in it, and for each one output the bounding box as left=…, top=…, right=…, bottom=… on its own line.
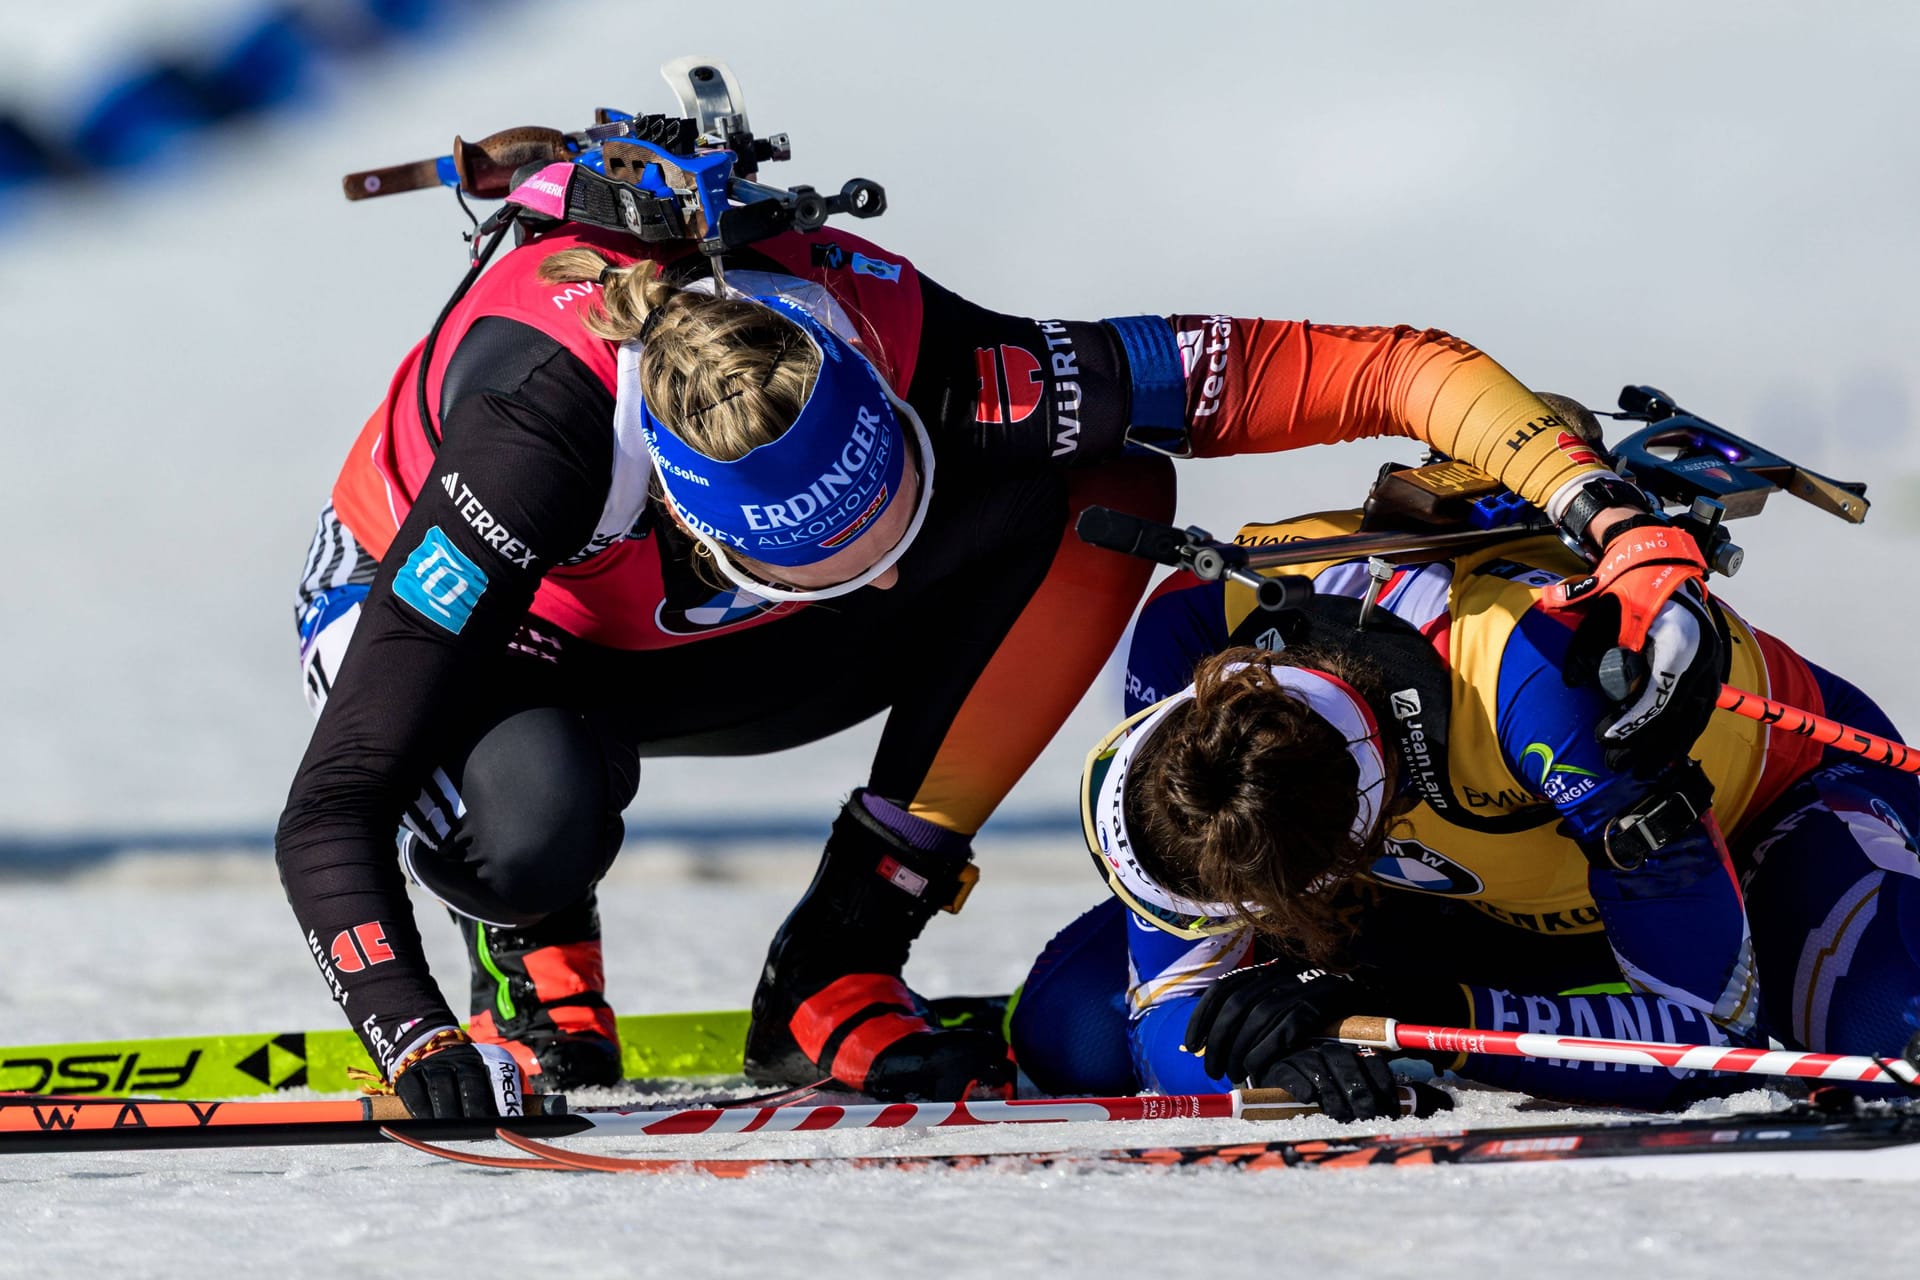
left=395, top=527, right=488, bottom=633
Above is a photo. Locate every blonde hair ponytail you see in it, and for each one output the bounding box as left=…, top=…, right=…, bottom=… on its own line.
left=538, top=248, right=820, bottom=462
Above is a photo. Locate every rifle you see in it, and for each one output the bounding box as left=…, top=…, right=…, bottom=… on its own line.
left=1076, top=385, right=1897, bottom=768
left=340, top=56, right=884, bottom=265
left=1078, top=383, right=1866, bottom=608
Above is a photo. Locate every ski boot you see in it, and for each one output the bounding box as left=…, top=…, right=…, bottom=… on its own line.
left=745, top=791, right=1013, bottom=1101
left=463, top=892, right=623, bottom=1090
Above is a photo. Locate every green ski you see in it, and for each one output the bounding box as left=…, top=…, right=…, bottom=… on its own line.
left=0, top=1010, right=751, bottom=1099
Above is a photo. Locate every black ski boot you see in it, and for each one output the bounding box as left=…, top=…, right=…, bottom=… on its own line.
left=464, top=892, right=623, bottom=1090
left=745, top=791, right=1013, bottom=1101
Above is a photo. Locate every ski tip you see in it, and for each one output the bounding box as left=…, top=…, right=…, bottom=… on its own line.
left=379, top=1124, right=574, bottom=1171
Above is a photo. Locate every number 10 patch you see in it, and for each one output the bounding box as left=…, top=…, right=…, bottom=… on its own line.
left=396, top=526, right=488, bottom=633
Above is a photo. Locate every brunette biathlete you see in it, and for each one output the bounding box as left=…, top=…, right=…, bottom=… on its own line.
left=1009, top=500, right=1920, bottom=1118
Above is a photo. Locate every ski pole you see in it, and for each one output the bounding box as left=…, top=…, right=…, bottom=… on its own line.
left=0, top=1091, right=561, bottom=1126
left=1714, top=685, right=1920, bottom=773
left=1598, top=644, right=1916, bottom=775
left=1336, top=1016, right=1919, bottom=1087
left=0, top=1092, right=577, bottom=1154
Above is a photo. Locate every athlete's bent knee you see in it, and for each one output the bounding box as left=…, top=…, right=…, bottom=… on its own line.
left=458, top=708, right=626, bottom=918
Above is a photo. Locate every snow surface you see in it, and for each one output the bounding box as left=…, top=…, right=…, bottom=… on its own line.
left=3, top=3, right=1919, bottom=1274
left=1, top=859, right=1913, bottom=1280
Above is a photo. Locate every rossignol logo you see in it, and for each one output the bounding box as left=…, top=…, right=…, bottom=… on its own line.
left=738, top=406, right=890, bottom=534
left=441, top=472, right=537, bottom=568
left=1181, top=315, right=1232, bottom=417
left=1038, top=320, right=1082, bottom=457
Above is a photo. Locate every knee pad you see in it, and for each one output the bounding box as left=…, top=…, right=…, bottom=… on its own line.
left=1009, top=899, right=1138, bottom=1096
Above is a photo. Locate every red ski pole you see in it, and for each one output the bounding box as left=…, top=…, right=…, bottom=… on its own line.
left=1716, top=685, right=1920, bottom=774
left=1336, top=1016, right=1918, bottom=1087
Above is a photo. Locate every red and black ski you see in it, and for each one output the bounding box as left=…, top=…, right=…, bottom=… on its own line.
left=385, top=1102, right=1920, bottom=1176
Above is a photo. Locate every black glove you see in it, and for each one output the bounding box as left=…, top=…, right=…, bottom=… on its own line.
left=1268, top=1044, right=1397, bottom=1121
left=393, top=1033, right=526, bottom=1120
left=1261, top=1044, right=1453, bottom=1122
left=1561, top=587, right=1729, bottom=776
left=1185, top=963, right=1464, bottom=1087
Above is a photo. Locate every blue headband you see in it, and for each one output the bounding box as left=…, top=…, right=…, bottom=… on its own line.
left=639, top=296, right=907, bottom=569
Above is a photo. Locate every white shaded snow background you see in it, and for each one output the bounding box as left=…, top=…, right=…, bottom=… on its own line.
left=3, top=0, right=1917, bottom=841
left=1, top=3, right=1918, bottom=1276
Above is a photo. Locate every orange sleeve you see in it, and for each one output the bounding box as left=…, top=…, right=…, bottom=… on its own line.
left=1176, top=317, right=1610, bottom=510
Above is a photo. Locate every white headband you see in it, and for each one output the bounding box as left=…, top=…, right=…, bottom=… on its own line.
left=1089, top=663, right=1388, bottom=929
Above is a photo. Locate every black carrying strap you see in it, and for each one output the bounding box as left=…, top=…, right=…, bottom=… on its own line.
left=409, top=162, right=692, bottom=458
left=415, top=208, right=522, bottom=453
left=1593, top=759, right=1716, bottom=871
left=409, top=200, right=796, bottom=458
